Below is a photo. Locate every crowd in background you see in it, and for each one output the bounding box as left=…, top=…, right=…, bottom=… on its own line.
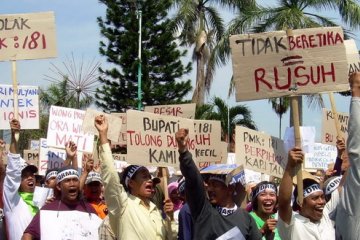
left=0, top=73, right=359, bottom=240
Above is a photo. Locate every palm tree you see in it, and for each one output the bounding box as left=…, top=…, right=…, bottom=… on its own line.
left=196, top=96, right=257, bottom=144
left=269, top=97, right=290, bottom=138
left=40, top=77, right=93, bottom=112
left=214, top=0, right=360, bottom=124
left=170, top=0, right=238, bottom=105
left=44, top=54, right=101, bottom=109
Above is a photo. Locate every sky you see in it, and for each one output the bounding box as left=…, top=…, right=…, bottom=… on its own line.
left=0, top=0, right=356, bottom=141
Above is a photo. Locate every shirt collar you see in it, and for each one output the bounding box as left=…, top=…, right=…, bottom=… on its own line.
left=130, top=194, right=157, bottom=212
left=296, top=212, right=320, bottom=224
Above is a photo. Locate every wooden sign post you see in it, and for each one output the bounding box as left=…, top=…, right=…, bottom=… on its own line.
left=0, top=11, right=57, bottom=139
left=230, top=26, right=349, bottom=205
left=11, top=61, right=19, bottom=140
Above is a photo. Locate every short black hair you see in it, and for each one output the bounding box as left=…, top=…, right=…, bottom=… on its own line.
left=251, top=181, right=278, bottom=211
left=292, top=178, right=319, bottom=211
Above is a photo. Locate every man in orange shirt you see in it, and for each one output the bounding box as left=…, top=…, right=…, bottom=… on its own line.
left=80, top=154, right=108, bottom=219
left=84, top=171, right=108, bottom=219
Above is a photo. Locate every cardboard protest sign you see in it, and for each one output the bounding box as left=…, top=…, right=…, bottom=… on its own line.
left=220, top=141, right=228, bottom=164
left=145, top=103, right=196, bottom=119
left=0, top=11, right=57, bottom=61
left=243, top=169, right=262, bottom=185
left=304, top=143, right=337, bottom=170
left=283, top=126, right=316, bottom=153
left=227, top=153, right=236, bottom=164
left=40, top=210, right=101, bottom=240
left=112, top=154, right=126, bottom=162
left=30, top=139, right=40, bottom=150
left=200, top=164, right=246, bottom=186
left=111, top=113, right=127, bottom=145
left=82, top=109, right=123, bottom=143
left=126, top=110, right=193, bottom=168
left=39, top=138, right=83, bottom=175
left=235, top=126, right=287, bottom=178
left=0, top=85, right=39, bottom=129
left=33, top=187, right=53, bottom=209
left=230, top=27, right=348, bottom=101
left=321, top=108, right=349, bottom=146
left=192, top=119, right=222, bottom=167
left=196, top=139, right=228, bottom=169
left=0, top=143, right=9, bottom=165
left=23, top=149, right=39, bottom=168
left=113, top=159, right=128, bottom=172
left=345, top=39, right=360, bottom=75
left=47, top=106, right=94, bottom=152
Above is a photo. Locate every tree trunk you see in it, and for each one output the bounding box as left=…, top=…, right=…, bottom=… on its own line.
left=279, top=114, right=282, bottom=139
left=192, top=51, right=205, bottom=105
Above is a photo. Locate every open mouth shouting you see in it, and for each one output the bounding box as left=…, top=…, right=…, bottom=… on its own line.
left=262, top=201, right=275, bottom=211
left=145, top=182, right=155, bottom=194
left=314, top=206, right=324, bottom=214
left=68, top=188, right=78, bottom=198
left=27, top=179, right=35, bottom=189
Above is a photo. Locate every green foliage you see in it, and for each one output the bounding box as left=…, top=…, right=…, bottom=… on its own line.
left=18, top=114, right=48, bottom=152
left=40, top=77, right=93, bottom=111
left=170, top=0, right=238, bottom=105
left=96, top=0, right=192, bottom=112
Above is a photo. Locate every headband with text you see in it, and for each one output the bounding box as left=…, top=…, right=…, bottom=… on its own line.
left=56, top=169, right=79, bottom=183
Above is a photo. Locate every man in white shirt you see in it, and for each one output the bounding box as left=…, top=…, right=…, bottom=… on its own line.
left=277, top=147, right=341, bottom=240
left=3, top=119, right=39, bottom=240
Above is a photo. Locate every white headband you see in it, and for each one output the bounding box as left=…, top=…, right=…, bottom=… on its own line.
left=125, top=165, right=143, bottom=188
left=325, top=177, right=341, bottom=195
left=56, top=169, right=79, bottom=183
left=45, top=171, right=58, bottom=181
left=85, top=171, right=102, bottom=184
left=252, top=183, right=277, bottom=201
left=303, top=183, right=323, bottom=198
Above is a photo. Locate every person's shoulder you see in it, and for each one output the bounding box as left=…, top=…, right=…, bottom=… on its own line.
left=83, top=200, right=99, bottom=214
left=41, top=200, right=61, bottom=210
left=235, top=207, right=252, bottom=216
left=231, top=208, right=256, bottom=222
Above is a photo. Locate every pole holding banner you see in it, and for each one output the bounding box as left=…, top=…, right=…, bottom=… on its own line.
left=328, top=92, right=342, bottom=138
left=286, top=29, right=304, bottom=205
left=160, top=167, right=173, bottom=235
left=291, top=96, right=304, bottom=204
left=11, top=60, right=20, bottom=141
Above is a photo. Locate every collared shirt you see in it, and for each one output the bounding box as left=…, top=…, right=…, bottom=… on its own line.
left=89, top=200, right=108, bottom=219
left=99, top=143, right=171, bottom=240
left=277, top=190, right=339, bottom=240
left=99, top=215, right=117, bottom=240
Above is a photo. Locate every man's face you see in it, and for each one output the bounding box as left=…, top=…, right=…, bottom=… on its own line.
left=301, top=191, right=326, bottom=222
left=256, top=189, right=277, bottom=215
left=20, top=171, right=36, bottom=193
left=129, top=168, right=155, bottom=199
left=84, top=181, right=102, bottom=201
left=207, top=179, right=231, bottom=206
left=45, top=177, right=57, bottom=189
left=58, top=177, right=80, bottom=204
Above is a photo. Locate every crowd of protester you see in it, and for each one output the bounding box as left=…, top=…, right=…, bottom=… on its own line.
left=0, top=73, right=359, bottom=239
